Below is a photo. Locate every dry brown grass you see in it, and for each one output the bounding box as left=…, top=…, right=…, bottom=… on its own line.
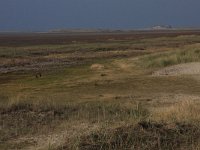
left=153, top=100, right=200, bottom=123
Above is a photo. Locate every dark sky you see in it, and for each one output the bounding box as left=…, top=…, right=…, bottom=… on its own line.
left=0, top=0, right=200, bottom=31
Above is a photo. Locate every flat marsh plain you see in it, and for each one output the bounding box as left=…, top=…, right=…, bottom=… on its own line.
left=1, top=31, right=200, bottom=149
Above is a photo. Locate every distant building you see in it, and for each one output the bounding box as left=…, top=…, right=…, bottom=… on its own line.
left=152, top=25, right=173, bottom=30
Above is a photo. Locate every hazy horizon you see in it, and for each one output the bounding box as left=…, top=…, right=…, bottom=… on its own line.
left=0, top=0, right=200, bottom=32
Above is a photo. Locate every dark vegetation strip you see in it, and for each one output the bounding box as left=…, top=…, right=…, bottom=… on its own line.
left=1, top=30, right=200, bottom=46
left=75, top=121, right=200, bottom=150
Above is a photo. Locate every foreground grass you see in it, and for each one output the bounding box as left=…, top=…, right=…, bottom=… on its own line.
left=1, top=100, right=200, bottom=150
left=0, top=101, right=148, bottom=149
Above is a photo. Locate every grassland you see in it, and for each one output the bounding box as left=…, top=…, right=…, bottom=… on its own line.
left=1, top=31, right=200, bottom=150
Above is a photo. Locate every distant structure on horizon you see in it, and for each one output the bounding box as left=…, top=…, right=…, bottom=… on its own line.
left=152, top=25, right=173, bottom=30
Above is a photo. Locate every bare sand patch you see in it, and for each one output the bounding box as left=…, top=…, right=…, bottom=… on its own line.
left=153, top=62, right=200, bottom=76
left=90, top=64, right=104, bottom=70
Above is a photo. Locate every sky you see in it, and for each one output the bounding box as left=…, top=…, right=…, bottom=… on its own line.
left=0, top=0, right=200, bottom=31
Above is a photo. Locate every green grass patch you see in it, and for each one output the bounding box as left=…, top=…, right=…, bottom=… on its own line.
left=137, top=48, right=200, bottom=68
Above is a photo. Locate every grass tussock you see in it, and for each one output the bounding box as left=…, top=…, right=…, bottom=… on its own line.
left=138, top=48, right=200, bottom=68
